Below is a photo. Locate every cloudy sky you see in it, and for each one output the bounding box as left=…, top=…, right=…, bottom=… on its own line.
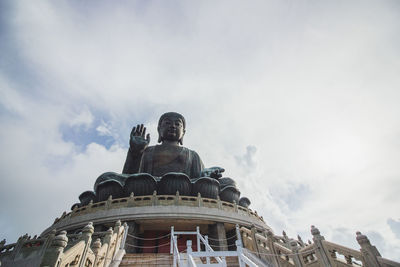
left=1, top=0, right=400, bottom=261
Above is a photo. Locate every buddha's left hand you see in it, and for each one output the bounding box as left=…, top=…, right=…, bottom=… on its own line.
left=202, top=167, right=225, bottom=179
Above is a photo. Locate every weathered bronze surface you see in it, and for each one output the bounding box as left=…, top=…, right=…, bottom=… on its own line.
left=122, top=112, right=224, bottom=179
left=123, top=173, right=157, bottom=197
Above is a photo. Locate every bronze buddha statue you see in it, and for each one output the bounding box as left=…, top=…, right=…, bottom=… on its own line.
left=122, top=112, right=223, bottom=179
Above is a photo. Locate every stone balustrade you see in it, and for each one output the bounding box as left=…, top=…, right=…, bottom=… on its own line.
left=0, top=220, right=127, bottom=267
left=239, top=225, right=400, bottom=267
left=53, top=191, right=265, bottom=226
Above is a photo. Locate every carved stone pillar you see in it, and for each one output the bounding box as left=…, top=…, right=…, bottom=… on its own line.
left=311, top=225, right=332, bottom=267
left=356, top=231, right=382, bottom=267
left=266, top=230, right=282, bottom=267
left=40, top=231, right=68, bottom=267
left=103, top=227, right=114, bottom=266
left=290, top=239, right=304, bottom=267
left=78, top=222, right=94, bottom=267
left=92, top=238, right=102, bottom=266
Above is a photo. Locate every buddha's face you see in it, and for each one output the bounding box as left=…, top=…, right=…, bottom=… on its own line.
left=158, top=115, right=185, bottom=143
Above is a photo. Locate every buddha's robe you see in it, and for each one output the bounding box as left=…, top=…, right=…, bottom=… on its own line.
left=123, top=145, right=204, bottom=179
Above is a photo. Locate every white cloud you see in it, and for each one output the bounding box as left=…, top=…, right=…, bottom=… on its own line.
left=1, top=0, right=400, bottom=262
left=96, top=121, right=112, bottom=136
left=68, top=108, right=94, bottom=129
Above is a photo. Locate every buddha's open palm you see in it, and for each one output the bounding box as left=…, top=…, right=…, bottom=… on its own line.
left=129, top=124, right=150, bottom=152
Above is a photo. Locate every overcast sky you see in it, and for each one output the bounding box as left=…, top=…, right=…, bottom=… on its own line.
left=1, top=0, right=400, bottom=261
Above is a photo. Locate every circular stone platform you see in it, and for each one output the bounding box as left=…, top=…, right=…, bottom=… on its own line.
left=42, top=193, right=270, bottom=236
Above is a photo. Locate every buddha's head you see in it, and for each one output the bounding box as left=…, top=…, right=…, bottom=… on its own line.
left=157, top=112, right=186, bottom=145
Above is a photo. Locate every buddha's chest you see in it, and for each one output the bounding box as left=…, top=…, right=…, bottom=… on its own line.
left=152, top=147, right=187, bottom=167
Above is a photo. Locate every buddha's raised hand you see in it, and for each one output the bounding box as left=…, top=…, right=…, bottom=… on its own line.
left=129, top=124, right=150, bottom=153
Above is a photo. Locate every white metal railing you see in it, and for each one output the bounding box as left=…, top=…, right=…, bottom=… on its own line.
left=170, top=225, right=258, bottom=267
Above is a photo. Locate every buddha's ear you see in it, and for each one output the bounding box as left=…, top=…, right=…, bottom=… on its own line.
left=179, top=129, right=186, bottom=145
left=157, top=126, right=162, bottom=143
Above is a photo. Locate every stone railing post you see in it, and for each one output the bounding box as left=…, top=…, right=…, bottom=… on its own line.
left=266, top=230, right=282, bottom=267
left=92, top=238, right=102, bottom=266
left=40, top=231, right=68, bottom=267
left=78, top=222, right=94, bottom=267
left=0, top=238, right=6, bottom=252
left=217, top=196, right=222, bottom=209
left=175, top=191, right=180, bottom=205
left=112, top=220, right=122, bottom=255
left=11, top=234, right=29, bottom=260
left=233, top=200, right=238, bottom=212
left=311, top=225, right=332, bottom=267
left=40, top=229, right=57, bottom=256
left=114, top=220, right=122, bottom=236
left=356, top=231, right=382, bottom=267
left=88, top=200, right=93, bottom=210
left=282, top=231, right=290, bottom=249
left=106, top=195, right=113, bottom=209
left=290, top=239, right=304, bottom=267
left=120, top=222, right=129, bottom=250
left=103, top=227, right=114, bottom=266
left=128, top=192, right=135, bottom=207
left=152, top=191, right=157, bottom=206
left=197, top=192, right=203, bottom=207
left=250, top=226, right=261, bottom=258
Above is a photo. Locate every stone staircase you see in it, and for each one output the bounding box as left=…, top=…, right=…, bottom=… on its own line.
left=119, top=253, right=241, bottom=266
left=119, top=253, right=173, bottom=267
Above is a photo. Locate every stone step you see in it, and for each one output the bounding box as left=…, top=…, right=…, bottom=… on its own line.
left=199, top=256, right=240, bottom=267
left=120, top=253, right=173, bottom=267
left=120, top=253, right=241, bottom=267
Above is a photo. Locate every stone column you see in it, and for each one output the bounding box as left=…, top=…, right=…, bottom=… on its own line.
left=311, top=225, right=332, bottom=267
left=356, top=231, right=382, bottom=267
left=125, top=221, right=139, bottom=253
left=208, top=222, right=228, bottom=251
